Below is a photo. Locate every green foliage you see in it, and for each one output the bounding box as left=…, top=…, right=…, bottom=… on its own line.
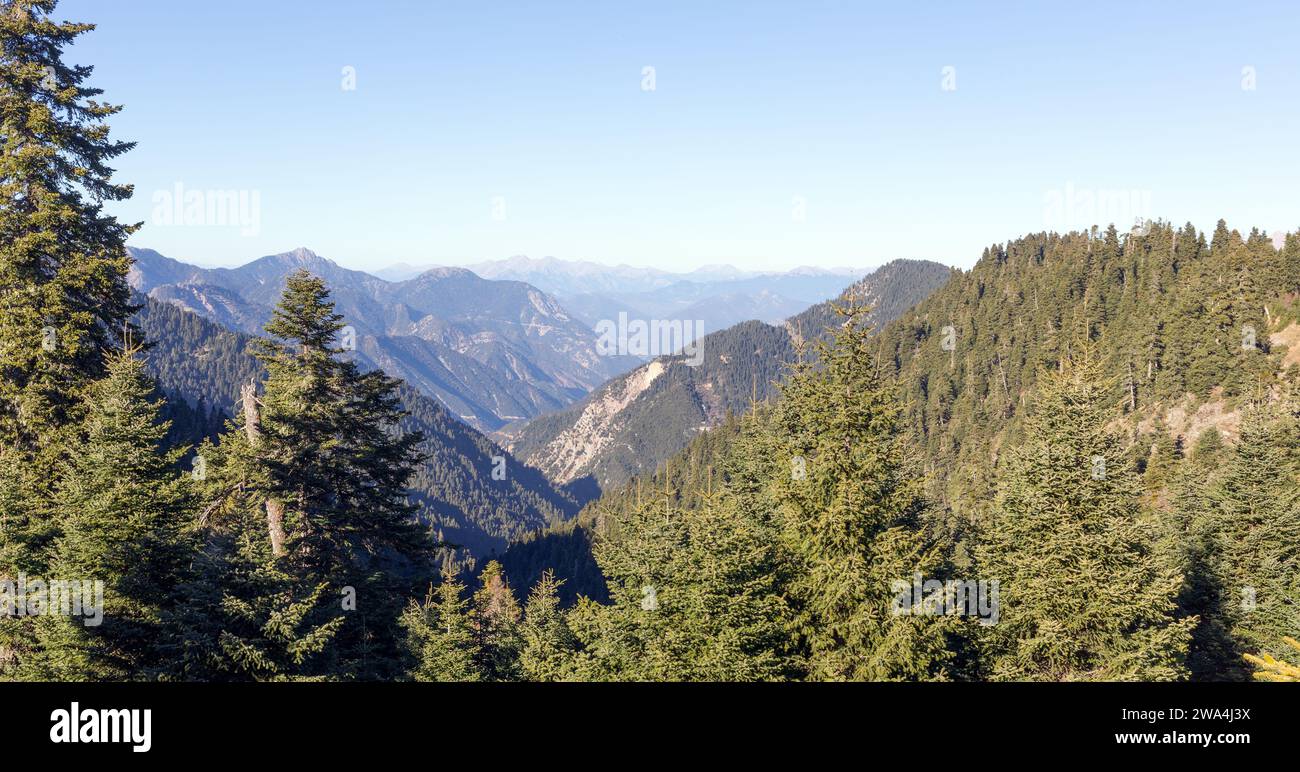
left=763, top=305, right=955, bottom=680
left=518, top=569, right=576, bottom=681
left=977, top=353, right=1193, bottom=681
left=4, top=30, right=1296, bottom=688
left=0, top=0, right=137, bottom=452
left=1244, top=637, right=1300, bottom=682
left=1172, top=402, right=1300, bottom=680
left=0, top=0, right=139, bottom=677
left=400, top=567, right=480, bottom=682
left=565, top=488, right=794, bottom=681
left=190, top=271, right=434, bottom=679
left=16, top=351, right=193, bottom=679
left=875, top=221, right=1293, bottom=524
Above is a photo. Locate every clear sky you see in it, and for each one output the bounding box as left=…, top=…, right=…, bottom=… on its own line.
left=60, top=0, right=1300, bottom=271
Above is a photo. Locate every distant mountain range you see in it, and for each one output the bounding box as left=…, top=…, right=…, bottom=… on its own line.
left=499, top=259, right=954, bottom=496
left=377, top=255, right=872, bottom=337
left=128, top=247, right=640, bottom=432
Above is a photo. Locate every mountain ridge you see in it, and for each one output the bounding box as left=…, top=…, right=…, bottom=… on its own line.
left=128, top=246, right=639, bottom=431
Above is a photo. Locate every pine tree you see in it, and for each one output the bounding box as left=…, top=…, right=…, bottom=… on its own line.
left=159, top=408, right=343, bottom=681
left=176, top=271, right=433, bottom=679
left=471, top=560, right=523, bottom=681
left=977, top=352, right=1193, bottom=681
left=401, top=567, right=480, bottom=682
left=518, top=569, right=576, bottom=682
left=17, top=349, right=195, bottom=680
left=767, top=305, right=955, bottom=681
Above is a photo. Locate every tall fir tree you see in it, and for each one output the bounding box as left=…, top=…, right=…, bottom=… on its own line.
left=1, top=1, right=137, bottom=675
left=978, top=352, right=1193, bottom=681
left=766, top=305, right=955, bottom=681
left=1197, top=403, right=1300, bottom=673
left=0, top=0, right=137, bottom=449
left=17, top=349, right=195, bottom=680
left=175, top=271, right=433, bottom=679
left=250, top=271, right=431, bottom=677
left=0, top=0, right=136, bottom=674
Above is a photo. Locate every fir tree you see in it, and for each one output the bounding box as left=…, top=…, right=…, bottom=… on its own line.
left=178, top=271, right=433, bottom=679
left=518, top=569, right=576, bottom=682
left=161, top=412, right=343, bottom=681
left=401, top=567, right=480, bottom=682
left=246, top=271, right=432, bottom=677
left=767, top=305, right=954, bottom=681
left=19, top=349, right=195, bottom=680
left=1199, top=404, right=1300, bottom=670
left=0, top=0, right=137, bottom=449
left=0, top=1, right=137, bottom=668
left=977, top=352, right=1193, bottom=681
left=567, top=483, right=793, bottom=681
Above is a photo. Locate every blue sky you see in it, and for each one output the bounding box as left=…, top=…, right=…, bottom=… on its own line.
left=61, top=0, right=1300, bottom=271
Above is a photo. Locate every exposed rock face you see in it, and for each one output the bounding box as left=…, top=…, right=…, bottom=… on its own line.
left=533, top=360, right=668, bottom=484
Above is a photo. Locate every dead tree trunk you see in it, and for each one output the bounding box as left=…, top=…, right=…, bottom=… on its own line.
left=241, top=380, right=287, bottom=558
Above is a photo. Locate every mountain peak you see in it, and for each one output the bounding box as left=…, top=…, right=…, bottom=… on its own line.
left=410, top=265, right=478, bottom=282
left=282, top=247, right=324, bottom=264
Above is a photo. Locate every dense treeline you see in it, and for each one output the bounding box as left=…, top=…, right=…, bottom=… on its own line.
left=874, top=222, right=1299, bottom=542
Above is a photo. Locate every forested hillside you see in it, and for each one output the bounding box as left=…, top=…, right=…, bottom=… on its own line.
left=874, top=222, right=1300, bottom=551
left=490, top=220, right=1300, bottom=683
left=4, top=0, right=1297, bottom=685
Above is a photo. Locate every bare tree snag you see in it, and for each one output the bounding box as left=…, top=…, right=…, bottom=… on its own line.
left=241, top=379, right=287, bottom=558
